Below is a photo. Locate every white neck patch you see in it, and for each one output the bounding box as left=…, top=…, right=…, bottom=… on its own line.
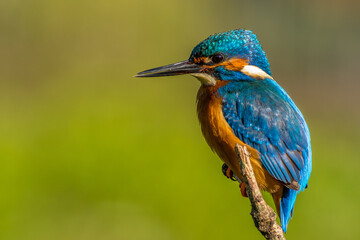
left=191, top=73, right=217, bottom=86
left=241, top=65, right=273, bottom=80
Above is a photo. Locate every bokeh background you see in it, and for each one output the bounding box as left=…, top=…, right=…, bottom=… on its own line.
left=1, top=0, right=360, bottom=239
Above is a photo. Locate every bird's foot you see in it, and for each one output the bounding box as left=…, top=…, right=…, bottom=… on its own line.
left=222, top=164, right=248, bottom=197
left=239, top=182, right=248, bottom=198
left=222, top=163, right=236, bottom=181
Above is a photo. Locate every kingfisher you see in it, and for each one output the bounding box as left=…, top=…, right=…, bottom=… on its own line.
left=135, top=29, right=312, bottom=233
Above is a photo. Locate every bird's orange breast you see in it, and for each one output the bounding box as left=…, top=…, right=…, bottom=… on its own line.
left=196, top=81, right=281, bottom=194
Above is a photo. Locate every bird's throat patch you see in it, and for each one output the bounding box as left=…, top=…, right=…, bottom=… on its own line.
left=191, top=73, right=217, bottom=86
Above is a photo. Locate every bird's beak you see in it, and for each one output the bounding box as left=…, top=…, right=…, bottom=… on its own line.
left=134, top=60, right=202, bottom=78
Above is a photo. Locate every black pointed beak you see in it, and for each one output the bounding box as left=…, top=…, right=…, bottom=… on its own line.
left=134, top=60, right=202, bottom=78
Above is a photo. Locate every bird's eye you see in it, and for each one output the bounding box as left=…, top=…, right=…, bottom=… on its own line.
left=211, top=53, right=224, bottom=64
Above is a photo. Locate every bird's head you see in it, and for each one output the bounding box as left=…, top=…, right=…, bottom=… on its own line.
left=136, top=29, right=272, bottom=85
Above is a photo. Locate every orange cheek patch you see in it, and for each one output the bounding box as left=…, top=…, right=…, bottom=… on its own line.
left=193, top=57, right=207, bottom=64
left=223, top=58, right=248, bottom=71
left=202, top=58, right=248, bottom=71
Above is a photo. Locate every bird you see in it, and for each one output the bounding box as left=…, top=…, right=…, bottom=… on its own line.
left=135, top=29, right=312, bottom=233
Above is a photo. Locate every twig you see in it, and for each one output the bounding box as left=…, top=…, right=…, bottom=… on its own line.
left=234, top=143, right=286, bottom=240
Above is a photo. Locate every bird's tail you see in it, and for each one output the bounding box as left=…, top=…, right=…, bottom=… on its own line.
left=279, top=187, right=298, bottom=233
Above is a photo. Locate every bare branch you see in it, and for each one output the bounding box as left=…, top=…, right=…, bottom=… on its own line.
left=234, top=143, right=286, bottom=240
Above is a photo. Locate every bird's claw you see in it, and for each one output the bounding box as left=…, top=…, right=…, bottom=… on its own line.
left=222, top=163, right=236, bottom=181
left=239, top=182, right=248, bottom=198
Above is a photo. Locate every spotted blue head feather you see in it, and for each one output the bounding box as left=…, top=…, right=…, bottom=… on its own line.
left=189, top=29, right=271, bottom=80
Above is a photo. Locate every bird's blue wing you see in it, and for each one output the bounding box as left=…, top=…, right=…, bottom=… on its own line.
left=219, top=80, right=311, bottom=190
left=219, top=80, right=312, bottom=232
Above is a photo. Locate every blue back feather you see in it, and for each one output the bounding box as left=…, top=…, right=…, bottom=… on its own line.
left=219, top=80, right=312, bottom=232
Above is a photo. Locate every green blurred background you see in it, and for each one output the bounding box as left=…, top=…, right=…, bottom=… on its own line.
left=1, top=0, right=359, bottom=239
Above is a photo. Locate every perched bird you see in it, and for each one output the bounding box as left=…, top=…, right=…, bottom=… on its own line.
left=135, top=29, right=311, bottom=233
